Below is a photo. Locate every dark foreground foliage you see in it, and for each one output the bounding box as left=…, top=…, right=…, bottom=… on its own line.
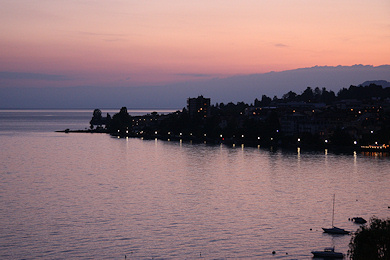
left=348, top=217, right=390, bottom=260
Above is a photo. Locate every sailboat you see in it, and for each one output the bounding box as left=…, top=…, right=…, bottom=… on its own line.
left=322, top=194, right=349, bottom=235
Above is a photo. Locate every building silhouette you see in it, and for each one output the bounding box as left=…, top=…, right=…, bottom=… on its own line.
left=187, top=95, right=210, bottom=118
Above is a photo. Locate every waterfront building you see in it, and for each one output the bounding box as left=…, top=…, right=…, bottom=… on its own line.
left=187, top=95, right=211, bottom=118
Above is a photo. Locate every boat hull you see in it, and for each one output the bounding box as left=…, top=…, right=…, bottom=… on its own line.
left=322, top=227, right=349, bottom=235
left=312, top=251, right=344, bottom=258
left=351, top=217, right=367, bottom=224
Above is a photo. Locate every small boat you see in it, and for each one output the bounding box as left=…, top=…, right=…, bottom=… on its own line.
left=322, top=194, right=349, bottom=235
left=322, top=226, right=349, bottom=234
left=311, top=247, right=344, bottom=258
left=351, top=217, right=367, bottom=224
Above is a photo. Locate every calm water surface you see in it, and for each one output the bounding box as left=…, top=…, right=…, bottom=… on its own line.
left=1, top=110, right=389, bottom=259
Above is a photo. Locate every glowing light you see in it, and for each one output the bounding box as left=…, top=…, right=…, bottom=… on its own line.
left=298, top=138, right=301, bottom=142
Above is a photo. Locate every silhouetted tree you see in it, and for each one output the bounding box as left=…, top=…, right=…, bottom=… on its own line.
left=109, top=107, right=132, bottom=134
left=337, top=84, right=389, bottom=101
left=254, top=98, right=260, bottom=107
left=313, top=87, right=322, bottom=102
left=105, top=113, right=111, bottom=129
left=282, top=91, right=297, bottom=102
left=90, top=109, right=103, bottom=129
left=300, top=87, right=314, bottom=102
left=261, top=95, right=272, bottom=106
left=348, top=217, right=390, bottom=259
left=321, top=88, right=336, bottom=104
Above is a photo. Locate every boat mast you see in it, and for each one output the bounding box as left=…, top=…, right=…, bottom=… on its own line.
left=332, top=194, right=335, bottom=227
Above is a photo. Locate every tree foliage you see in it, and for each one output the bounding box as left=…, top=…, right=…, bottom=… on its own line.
left=337, top=84, right=390, bottom=101
left=348, top=217, right=390, bottom=260
left=109, top=107, right=132, bottom=134
left=254, top=83, right=388, bottom=107
left=90, top=109, right=103, bottom=127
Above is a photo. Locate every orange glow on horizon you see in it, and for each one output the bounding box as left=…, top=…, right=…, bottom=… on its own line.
left=1, top=0, right=389, bottom=87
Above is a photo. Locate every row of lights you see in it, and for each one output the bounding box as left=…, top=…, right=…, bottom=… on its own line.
left=150, top=131, right=276, bottom=142
left=296, top=138, right=360, bottom=145
left=133, top=129, right=375, bottom=146
left=127, top=130, right=378, bottom=147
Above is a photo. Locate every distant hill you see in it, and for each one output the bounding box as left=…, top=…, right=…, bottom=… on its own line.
left=1, top=64, right=389, bottom=109
left=359, top=80, right=390, bottom=88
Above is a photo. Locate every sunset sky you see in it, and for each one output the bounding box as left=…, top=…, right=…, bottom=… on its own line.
left=1, top=0, right=389, bottom=88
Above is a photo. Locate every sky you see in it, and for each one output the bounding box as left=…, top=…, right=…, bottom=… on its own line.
left=1, top=0, right=390, bottom=89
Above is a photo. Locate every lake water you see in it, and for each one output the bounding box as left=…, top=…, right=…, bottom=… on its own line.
left=1, top=110, right=389, bottom=259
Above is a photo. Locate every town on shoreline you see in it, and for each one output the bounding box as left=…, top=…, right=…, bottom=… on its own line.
left=61, top=83, right=390, bottom=152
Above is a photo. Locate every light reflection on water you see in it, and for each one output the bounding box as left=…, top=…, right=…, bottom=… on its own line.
left=0, top=114, right=390, bottom=259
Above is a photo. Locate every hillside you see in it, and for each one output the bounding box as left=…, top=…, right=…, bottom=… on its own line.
left=1, top=65, right=389, bottom=109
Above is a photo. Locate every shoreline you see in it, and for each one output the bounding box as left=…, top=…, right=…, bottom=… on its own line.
left=55, top=128, right=390, bottom=154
